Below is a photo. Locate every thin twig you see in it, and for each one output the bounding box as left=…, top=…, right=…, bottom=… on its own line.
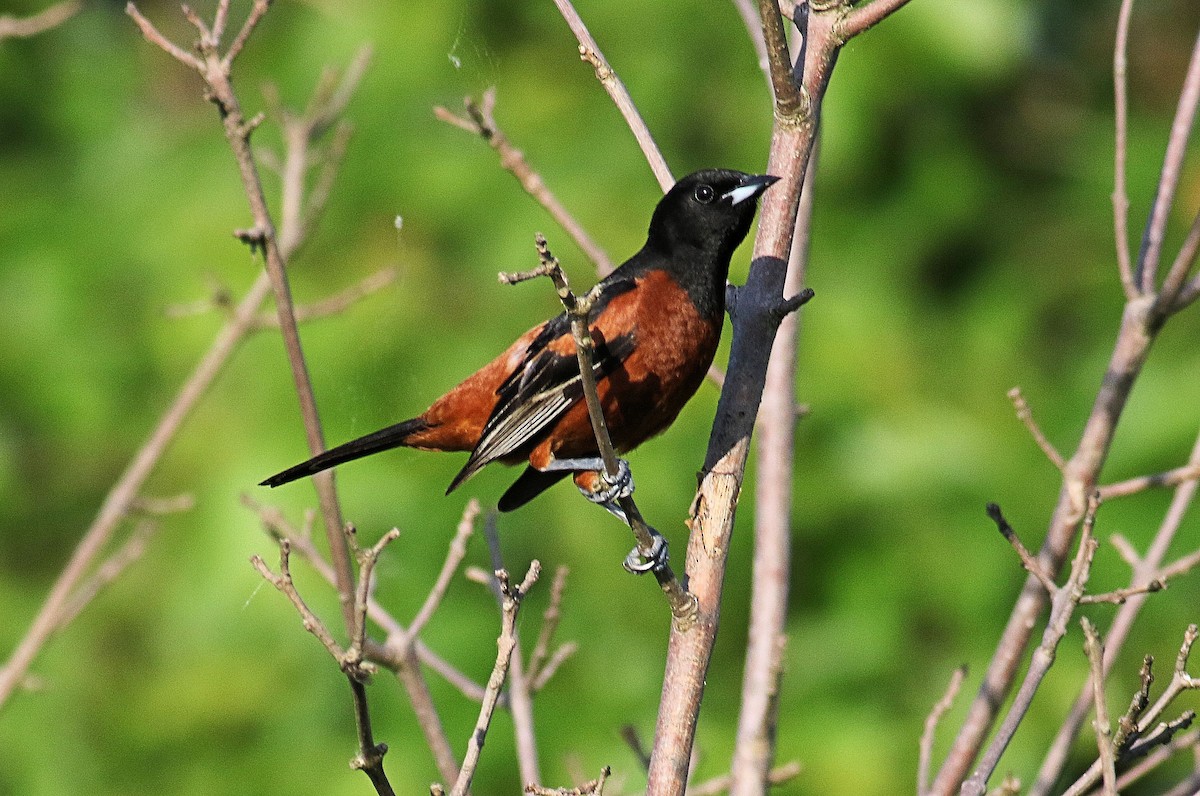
left=988, top=503, right=1059, bottom=597
left=445, top=563, right=541, bottom=796
left=0, top=0, right=80, bottom=40
left=1165, top=210, right=1200, bottom=312
left=1098, top=461, right=1200, bottom=500
left=687, top=761, right=803, bottom=796
left=1112, top=0, right=1136, bottom=297
left=548, top=0, right=673, bottom=190
left=524, top=766, right=612, bottom=796
left=0, top=277, right=276, bottom=708
left=730, top=0, right=773, bottom=96
left=1062, top=625, right=1200, bottom=796
left=1008, top=387, right=1065, bottom=471
left=840, top=0, right=916, bottom=38
left=960, top=496, right=1103, bottom=796
left=127, top=0, right=358, bottom=631
left=527, top=565, right=570, bottom=685
left=507, top=235, right=696, bottom=621
left=406, top=500, right=479, bottom=642
left=1138, top=26, right=1200, bottom=294
left=920, top=665, right=967, bottom=796
left=54, top=520, right=159, bottom=633
left=435, top=90, right=615, bottom=275
left=1081, top=619, right=1118, bottom=795
left=252, top=268, right=397, bottom=329
left=1110, top=729, right=1198, bottom=791
left=481, top=514, right=541, bottom=789
left=244, top=496, right=469, bottom=784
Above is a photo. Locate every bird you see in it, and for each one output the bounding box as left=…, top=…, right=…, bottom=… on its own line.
left=261, top=169, right=778, bottom=520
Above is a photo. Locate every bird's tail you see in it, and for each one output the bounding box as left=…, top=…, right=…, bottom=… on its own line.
left=260, top=418, right=431, bottom=488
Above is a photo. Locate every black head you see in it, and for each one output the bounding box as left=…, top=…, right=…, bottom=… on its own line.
left=646, top=169, right=778, bottom=261
left=639, top=169, right=778, bottom=317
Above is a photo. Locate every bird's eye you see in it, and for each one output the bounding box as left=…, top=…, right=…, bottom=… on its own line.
left=694, top=184, right=716, bottom=204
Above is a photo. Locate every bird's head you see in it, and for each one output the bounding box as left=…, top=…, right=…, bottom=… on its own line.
left=646, top=169, right=779, bottom=260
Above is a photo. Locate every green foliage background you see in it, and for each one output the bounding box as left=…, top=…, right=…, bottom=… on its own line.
left=2, top=0, right=1199, bottom=793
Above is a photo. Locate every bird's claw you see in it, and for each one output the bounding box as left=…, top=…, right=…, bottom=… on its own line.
left=580, top=459, right=634, bottom=505
left=623, top=531, right=668, bottom=575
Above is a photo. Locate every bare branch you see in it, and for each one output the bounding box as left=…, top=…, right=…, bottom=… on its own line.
left=481, top=515, right=541, bottom=788
left=527, top=564, right=570, bottom=685
left=445, top=563, right=542, bottom=796
left=549, top=0, right=673, bottom=190
left=1081, top=619, right=1117, bottom=795
left=1112, top=0, right=1137, bottom=297
left=525, top=766, right=613, bottom=796
left=687, top=761, right=803, bottom=796
left=0, top=0, right=80, bottom=41
left=506, top=234, right=696, bottom=620
left=54, top=520, right=158, bottom=633
left=1008, top=387, right=1065, bottom=471
left=730, top=0, right=772, bottom=95
left=1030, top=426, right=1200, bottom=795
left=251, top=541, right=343, bottom=660
left=960, top=496, right=1103, bottom=796
left=1099, top=461, right=1200, bottom=500
left=920, top=665, right=967, bottom=796
left=435, top=91, right=615, bottom=275
left=1138, top=27, right=1200, bottom=294
left=253, top=268, right=397, bottom=330
left=406, top=500, right=479, bottom=641
left=987, top=503, right=1059, bottom=597
left=840, top=0, right=916, bottom=39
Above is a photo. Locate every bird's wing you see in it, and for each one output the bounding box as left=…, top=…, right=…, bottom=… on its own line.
left=446, top=277, right=638, bottom=492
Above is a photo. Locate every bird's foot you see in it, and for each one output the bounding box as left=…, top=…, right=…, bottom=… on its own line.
left=580, top=458, right=634, bottom=505
left=623, top=529, right=669, bottom=575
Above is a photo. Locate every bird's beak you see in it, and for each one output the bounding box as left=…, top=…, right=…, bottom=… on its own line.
left=722, top=173, right=781, bottom=206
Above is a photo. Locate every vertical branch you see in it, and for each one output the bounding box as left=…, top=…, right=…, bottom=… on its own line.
left=1113, top=0, right=1136, bottom=297
left=445, top=563, right=541, bottom=796
left=646, top=0, right=896, bottom=790
left=728, top=142, right=817, bottom=796
left=481, top=516, right=542, bottom=789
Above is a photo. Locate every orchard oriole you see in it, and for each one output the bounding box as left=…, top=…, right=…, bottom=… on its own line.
left=262, top=169, right=777, bottom=520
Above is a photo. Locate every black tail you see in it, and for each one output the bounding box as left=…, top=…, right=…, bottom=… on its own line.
left=260, top=418, right=430, bottom=488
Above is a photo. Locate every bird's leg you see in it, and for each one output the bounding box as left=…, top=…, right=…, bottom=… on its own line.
left=541, top=456, right=636, bottom=505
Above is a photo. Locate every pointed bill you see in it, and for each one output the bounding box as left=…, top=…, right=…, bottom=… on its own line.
left=721, top=173, right=780, bottom=206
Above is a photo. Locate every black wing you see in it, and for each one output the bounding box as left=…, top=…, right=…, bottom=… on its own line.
left=445, top=277, right=638, bottom=493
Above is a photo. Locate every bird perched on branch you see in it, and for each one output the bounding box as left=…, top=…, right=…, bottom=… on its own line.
left=261, top=169, right=777, bottom=517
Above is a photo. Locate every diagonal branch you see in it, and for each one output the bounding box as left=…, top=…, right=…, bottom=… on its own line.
left=1137, top=26, right=1200, bottom=294
left=435, top=90, right=615, bottom=275
left=549, top=0, right=673, bottom=190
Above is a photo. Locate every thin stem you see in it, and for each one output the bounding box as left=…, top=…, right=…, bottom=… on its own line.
left=1081, top=619, right=1117, bottom=795
left=1137, top=27, right=1200, bottom=294
left=447, top=564, right=541, bottom=796
left=0, top=0, right=80, bottom=41
left=434, top=90, right=615, bottom=275
left=1113, top=0, right=1136, bottom=296
left=920, top=666, right=968, bottom=796
left=959, top=498, right=1102, bottom=796
left=549, top=0, right=673, bottom=190
left=729, top=141, right=817, bottom=796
